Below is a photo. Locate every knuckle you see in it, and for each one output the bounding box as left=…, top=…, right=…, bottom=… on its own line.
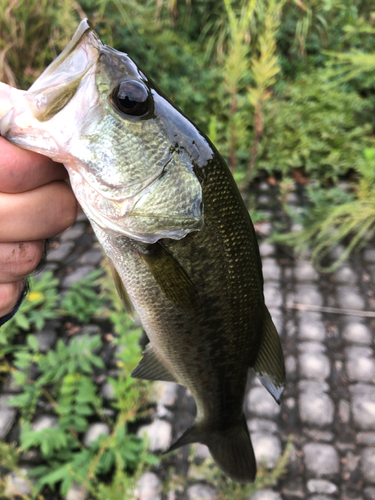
left=0, top=241, right=44, bottom=280
left=0, top=281, right=23, bottom=316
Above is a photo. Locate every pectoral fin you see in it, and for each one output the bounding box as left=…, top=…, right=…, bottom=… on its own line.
left=108, top=259, right=135, bottom=320
left=140, top=242, right=200, bottom=314
left=131, top=343, right=177, bottom=383
left=252, top=307, right=285, bottom=403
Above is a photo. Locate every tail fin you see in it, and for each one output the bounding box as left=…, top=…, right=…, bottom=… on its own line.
left=165, top=414, right=256, bottom=483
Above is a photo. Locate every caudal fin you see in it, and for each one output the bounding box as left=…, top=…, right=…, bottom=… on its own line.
left=165, top=414, right=256, bottom=483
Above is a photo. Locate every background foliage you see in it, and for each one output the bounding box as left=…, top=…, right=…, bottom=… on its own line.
left=1, top=0, right=375, bottom=267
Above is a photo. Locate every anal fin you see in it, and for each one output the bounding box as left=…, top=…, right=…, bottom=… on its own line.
left=252, top=307, right=285, bottom=403
left=131, top=343, right=177, bottom=383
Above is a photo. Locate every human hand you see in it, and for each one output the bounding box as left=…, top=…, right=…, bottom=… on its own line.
left=0, top=137, right=78, bottom=318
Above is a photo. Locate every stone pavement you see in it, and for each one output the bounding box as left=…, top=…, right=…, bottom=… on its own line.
left=1, top=182, right=374, bottom=499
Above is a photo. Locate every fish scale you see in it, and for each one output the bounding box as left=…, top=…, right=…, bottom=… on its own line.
left=0, top=19, right=285, bottom=483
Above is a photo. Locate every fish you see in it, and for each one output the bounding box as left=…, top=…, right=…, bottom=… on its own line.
left=0, top=19, right=285, bottom=483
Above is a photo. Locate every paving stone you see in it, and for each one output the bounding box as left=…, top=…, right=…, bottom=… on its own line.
left=298, top=341, right=326, bottom=353
left=264, top=283, right=283, bottom=308
left=65, top=482, right=88, bottom=500
left=365, top=487, right=375, bottom=500
left=83, top=423, right=110, bottom=447
left=248, top=418, right=278, bottom=434
left=337, top=286, right=365, bottom=310
left=268, top=308, right=283, bottom=335
left=334, top=265, right=357, bottom=283
left=296, top=284, right=323, bottom=306
left=309, top=496, right=334, bottom=500
left=295, top=261, right=319, bottom=281
left=343, top=321, right=372, bottom=344
left=259, top=242, right=275, bottom=257
left=60, top=223, right=86, bottom=241
left=32, top=415, right=58, bottom=431
left=194, top=443, right=211, bottom=464
left=307, top=479, right=338, bottom=494
left=138, top=419, right=172, bottom=452
left=364, top=249, right=375, bottom=263
left=346, top=346, right=375, bottom=383
left=136, top=472, right=162, bottom=500
left=186, top=484, right=216, bottom=500
left=100, top=381, right=115, bottom=400
left=5, top=468, right=33, bottom=497
left=361, top=448, right=375, bottom=483
left=258, top=195, right=271, bottom=205
left=252, top=432, right=282, bottom=468
left=298, top=318, right=326, bottom=341
left=351, top=384, right=375, bottom=430
left=62, top=265, right=95, bottom=288
left=262, top=258, right=281, bottom=281
left=35, top=328, right=57, bottom=352
left=299, top=351, right=330, bottom=381
left=303, top=443, right=339, bottom=476
left=46, top=241, right=75, bottom=262
left=339, top=400, right=350, bottom=423
left=357, top=433, right=375, bottom=445
left=153, top=381, right=179, bottom=408
left=299, top=392, right=334, bottom=426
left=250, top=489, right=282, bottom=500
left=78, top=248, right=103, bottom=265
left=285, top=355, right=297, bottom=375
left=257, top=221, right=272, bottom=236
left=298, top=380, right=329, bottom=393
left=304, top=429, right=334, bottom=442
left=247, top=387, right=281, bottom=418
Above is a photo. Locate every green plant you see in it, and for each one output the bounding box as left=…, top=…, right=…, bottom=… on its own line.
left=273, top=148, right=375, bottom=271
left=60, top=269, right=105, bottom=322
left=0, top=271, right=59, bottom=351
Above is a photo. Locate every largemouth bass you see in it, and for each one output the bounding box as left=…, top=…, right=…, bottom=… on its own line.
left=0, top=20, right=285, bottom=483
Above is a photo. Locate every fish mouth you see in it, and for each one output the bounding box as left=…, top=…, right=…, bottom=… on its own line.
left=0, top=19, right=102, bottom=157
left=29, top=19, right=101, bottom=95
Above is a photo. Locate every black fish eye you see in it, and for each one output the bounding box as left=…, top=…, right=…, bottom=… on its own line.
left=113, top=80, right=149, bottom=117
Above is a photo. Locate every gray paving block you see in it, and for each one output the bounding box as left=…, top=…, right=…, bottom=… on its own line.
left=303, top=443, right=339, bottom=476
left=337, top=286, right=365, bottom=310
left=351, top=384, right=375, bottom=430
left=299, top=392, right=334, bottom=426
left=247, top=387, right=281, bottom=418
left=252, top=432, right=282, bottom=468
left=361, top=448, right=375, bottom=483
left=307, top=479, right=338, bottom=494
left=346, top=346, right=375, bottom=383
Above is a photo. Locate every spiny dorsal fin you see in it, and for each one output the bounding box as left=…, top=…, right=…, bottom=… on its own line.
left=108, top=258, right=135, bottom=320
left=131, top=343, right=178, bottom=383
left=252, top=307, right=285, bottom=403
left=140, top=242, right=200, bottom=314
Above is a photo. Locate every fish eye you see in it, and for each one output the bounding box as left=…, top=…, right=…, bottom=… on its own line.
left=112, top=80, right=149, bottom=117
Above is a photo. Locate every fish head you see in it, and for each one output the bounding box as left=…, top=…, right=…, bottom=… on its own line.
left=1, top=19, right=212, bottom=243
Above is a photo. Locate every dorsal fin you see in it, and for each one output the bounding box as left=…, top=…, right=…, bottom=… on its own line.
left=252, top=307, right=285, bottom=403
left=108, top=258, right=135, bottom=320
left=131, top=343, right=178, bottom=383
left=140, top=242, right=200, bottom=314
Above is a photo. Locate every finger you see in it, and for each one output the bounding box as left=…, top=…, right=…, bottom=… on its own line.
left=0, top=280, right=25, bottom=317
left=0, top=137, right=69, bottom=193
left=0, top=241, right=45, bottom=283
left=0, top=181, right=78, bottom=242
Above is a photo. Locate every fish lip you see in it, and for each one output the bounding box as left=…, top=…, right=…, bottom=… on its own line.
left=28, top=19, right=101, bottom=95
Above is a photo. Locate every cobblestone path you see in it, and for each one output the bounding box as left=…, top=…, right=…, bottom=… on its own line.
left=1, top=182, right=374, bottom=500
